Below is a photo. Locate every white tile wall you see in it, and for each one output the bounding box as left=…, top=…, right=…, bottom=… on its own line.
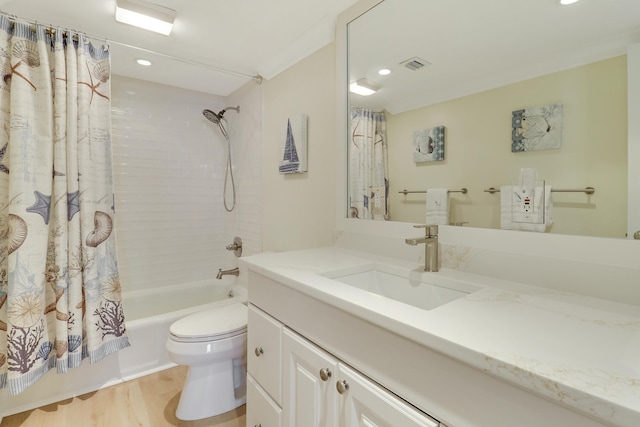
left=111, top=75, right=262, bottom=293
left=226, top=82, right=263, bottom=262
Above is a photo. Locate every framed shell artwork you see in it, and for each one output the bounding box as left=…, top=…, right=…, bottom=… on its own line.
left=512, top=103, right=563, bottom=152
left=413, top=126, right=445, bottom=162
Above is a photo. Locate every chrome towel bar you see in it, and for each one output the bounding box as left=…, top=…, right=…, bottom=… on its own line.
left=483, top=187, right=595, bottom=194
left=398, top=188, right=468, bottom=195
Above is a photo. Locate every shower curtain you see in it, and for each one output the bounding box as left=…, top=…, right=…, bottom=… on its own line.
left=349, top=107, right=389, bottom=220
left=0, top=16, right=129, bottom=395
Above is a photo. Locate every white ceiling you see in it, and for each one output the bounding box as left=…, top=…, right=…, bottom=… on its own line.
left=0, top=0, right=361, bottom=96
left=350, top=0, right=640, bottom=114
left=1, top=0, right=639, bottom=108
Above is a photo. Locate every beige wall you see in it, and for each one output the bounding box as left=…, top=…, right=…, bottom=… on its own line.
left=261, top=43, right=338, bottom=252
left=260, top=46, right=627, bottom=245
left=388, top=56, right=628, bottom=238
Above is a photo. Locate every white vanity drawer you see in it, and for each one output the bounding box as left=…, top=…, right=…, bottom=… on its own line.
left=247, top=374, right=282, bottom=427
left=248, top=303, right=283, bottom=404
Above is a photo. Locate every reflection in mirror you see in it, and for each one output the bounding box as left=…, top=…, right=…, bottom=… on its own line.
left=347, top=0, right=640, bottom=238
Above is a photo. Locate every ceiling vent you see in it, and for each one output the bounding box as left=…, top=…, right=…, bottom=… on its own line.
left=401, top=57, right=430, bottom=71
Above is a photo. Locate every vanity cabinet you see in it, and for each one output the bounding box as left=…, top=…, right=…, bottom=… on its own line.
left=247, top=304, right=283, bottom=427
left=282, top=328, right=440, bottom=427
left=246, top=268, right=612, bottom=427
left=247, top=301, right=442, bottom=427
left=339, top=363, right=440, bottom=427
left=282, top=328, right=339, bottom=426
left=247, top=375, right=282, bottom=427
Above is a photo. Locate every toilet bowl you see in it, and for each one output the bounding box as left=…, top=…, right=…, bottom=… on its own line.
left=166, top=303, right=248, bottom=421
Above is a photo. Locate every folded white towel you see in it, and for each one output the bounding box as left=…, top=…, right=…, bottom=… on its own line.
left=520, top=168, right=538, bottom=192
left=500, top=185, right=553, bottom=232
left=426, top=188, right=449, bottom=225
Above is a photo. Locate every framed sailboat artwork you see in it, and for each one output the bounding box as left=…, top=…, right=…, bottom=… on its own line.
left=279, top=114, right=308, bottom=174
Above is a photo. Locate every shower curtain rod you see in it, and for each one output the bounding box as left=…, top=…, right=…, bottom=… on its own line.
left=1, top=11, right=263, bottom=84
left=106, top=39, right=263, bottom=83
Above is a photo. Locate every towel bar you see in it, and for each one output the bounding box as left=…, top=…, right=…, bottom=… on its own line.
left=398, top=188, right=468, bottom=195
left=484, top=187, right=595, bottom=195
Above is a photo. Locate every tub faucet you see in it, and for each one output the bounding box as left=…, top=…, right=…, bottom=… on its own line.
left=405, top=224, right=439, bottom=272
left=216, top=267, right=239, bottom=279
left=226, top=236, right=242, bottom=257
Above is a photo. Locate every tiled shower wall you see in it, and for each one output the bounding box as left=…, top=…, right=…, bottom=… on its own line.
left=110, top=75, right=262, bottom=294
left=225, top=81, right=263, bottom=264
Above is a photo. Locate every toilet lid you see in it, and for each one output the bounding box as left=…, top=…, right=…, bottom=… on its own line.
left=169, top=303, right=247, bottom=342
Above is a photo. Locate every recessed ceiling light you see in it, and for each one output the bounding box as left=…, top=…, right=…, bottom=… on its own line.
left=559, top=0, right=579, bottom=5
left=136, top=58, right=152, bottom=66
left=378, top=68, right=391, bottom=76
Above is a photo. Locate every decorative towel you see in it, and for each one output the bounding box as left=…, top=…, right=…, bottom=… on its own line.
left=426, top=188, right=449, bottom=225
left=520, top=168, right=538, bottom=194
left=500, top=185, right=553, bottom=232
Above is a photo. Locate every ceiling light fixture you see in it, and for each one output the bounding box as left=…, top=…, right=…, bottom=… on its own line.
left=115, top=0, right=177, bottom=36
left=559, top=0, right=579, bottom=5
left=136, top=58, right=152, bottom=66
left=349, top=78, right=382, bottom=96
left=378, top=68, right=391, bottom=76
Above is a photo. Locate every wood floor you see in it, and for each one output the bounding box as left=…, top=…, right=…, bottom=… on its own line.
left=1, top=366, right=246, bottom=427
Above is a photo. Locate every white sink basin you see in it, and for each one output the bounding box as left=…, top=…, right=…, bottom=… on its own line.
left=323, top=264, right=480, bottom=311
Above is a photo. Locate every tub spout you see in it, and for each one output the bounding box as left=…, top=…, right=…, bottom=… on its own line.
left=217, top=267, right=239, bottom=279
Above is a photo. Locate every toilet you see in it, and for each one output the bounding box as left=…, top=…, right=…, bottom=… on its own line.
left=166, top=303, right=248, bottom=421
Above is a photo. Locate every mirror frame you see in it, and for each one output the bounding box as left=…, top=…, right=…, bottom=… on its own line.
left=335, top=0, right=387, bottom=235
left=629, top=43, right=640, bottom=239
left=336, top=0, right=640, bottom=243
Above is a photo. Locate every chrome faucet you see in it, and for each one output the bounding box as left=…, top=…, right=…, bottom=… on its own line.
left=405, top=224, right=439, bottom=272
left=216, top=267, right=239, bottom=279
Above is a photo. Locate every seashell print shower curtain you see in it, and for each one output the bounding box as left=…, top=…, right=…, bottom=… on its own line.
left=0, top=16, right=129, bottom=395
left=349, top=108, right=389, bottom=220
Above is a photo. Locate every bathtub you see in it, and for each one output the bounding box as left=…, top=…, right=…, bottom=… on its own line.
left=0, top=280, right=247, bottom=418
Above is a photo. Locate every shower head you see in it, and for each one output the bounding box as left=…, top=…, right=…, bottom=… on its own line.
left=202, top=109, right=221, bottom=124
left=202, top=106, right=240, bottom=124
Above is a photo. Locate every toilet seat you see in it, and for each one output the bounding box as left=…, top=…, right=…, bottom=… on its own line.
left=169, top=303, right=247, bottom=343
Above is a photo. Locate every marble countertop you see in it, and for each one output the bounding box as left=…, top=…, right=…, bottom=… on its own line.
left=240, top=246, right=640, bottom=427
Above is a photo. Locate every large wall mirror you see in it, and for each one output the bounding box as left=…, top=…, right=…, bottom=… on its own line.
left=345, top=0, right=640, bottom=239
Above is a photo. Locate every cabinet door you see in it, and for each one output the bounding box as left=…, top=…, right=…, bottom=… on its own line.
left=282, top=328, right=340, bottom=427
left=248, top=304, right=283, bottom=404
left=247, top=374, right=282, bottom=427
left=337, top=364, right=439, bottom=427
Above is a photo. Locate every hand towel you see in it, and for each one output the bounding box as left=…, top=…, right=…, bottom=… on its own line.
left=500, top=185, right=553, bottom=232
left=519, top=168, right=538, bottom=194
left=426, top=188, right=449, bottom=225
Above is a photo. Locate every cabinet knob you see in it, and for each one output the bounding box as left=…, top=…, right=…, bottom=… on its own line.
left=336, top=380, right=349, bottom=394
left=254, top=425, right=262, bottom=427
left=254, top=346, right=264, bottom=357
left=319, top=368, right=332, bottom=381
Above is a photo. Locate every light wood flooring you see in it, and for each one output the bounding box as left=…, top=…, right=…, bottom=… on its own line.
left=1, top=366, right=245, bottom=427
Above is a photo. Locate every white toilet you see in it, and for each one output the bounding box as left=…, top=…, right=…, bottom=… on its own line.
left=166, top=303, right=248, bottom=421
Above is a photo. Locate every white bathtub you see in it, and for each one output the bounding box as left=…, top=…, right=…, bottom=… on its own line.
left=0, top=280, right=247, bottom=418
